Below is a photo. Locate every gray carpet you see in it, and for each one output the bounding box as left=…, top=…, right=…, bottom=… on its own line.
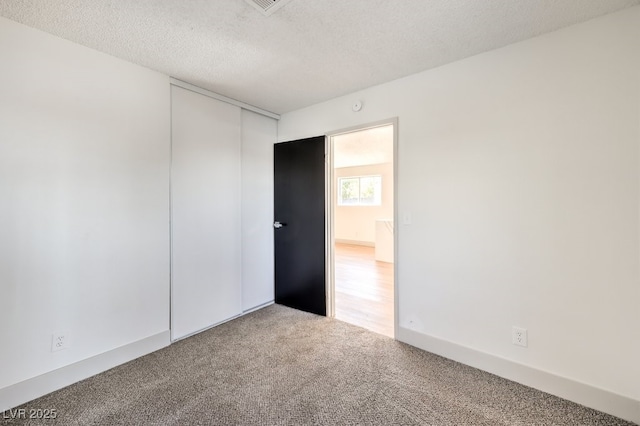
left=1, top=305, right=634, bottom=425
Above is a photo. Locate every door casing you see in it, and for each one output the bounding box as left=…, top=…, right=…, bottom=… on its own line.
left=325, top=118, right=399, bottom=337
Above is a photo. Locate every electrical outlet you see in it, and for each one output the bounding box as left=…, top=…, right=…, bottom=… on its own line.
left=512, top=326, right=528, bottom=347
left=51, top=331, right=70, bottom=352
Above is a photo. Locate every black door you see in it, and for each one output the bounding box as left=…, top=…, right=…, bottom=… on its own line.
left=274, top=136, right=326, bottom=316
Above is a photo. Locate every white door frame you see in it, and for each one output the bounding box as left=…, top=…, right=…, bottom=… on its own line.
left=325, top=117, right=399, bottom=338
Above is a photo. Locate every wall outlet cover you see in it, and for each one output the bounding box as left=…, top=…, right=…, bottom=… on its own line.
left=51, top=331, right=70, bottom=352
left=512, top=326, right=528, bottom=347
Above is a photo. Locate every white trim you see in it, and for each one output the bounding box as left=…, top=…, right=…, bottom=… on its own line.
left=336, top=175, right=382, bottom=206
left=326, top=118, right=399, bottom=339
left=168, top=84, right=174, bottom=338
left=0, top=331, right=170, bottom=414
left=397, top=327, right=640, bottom=425
left=391, top=118, right=399, bottom=339
left=242, top=300, right=274, bottom=315
left=171, top=296, right=273, bottom=343
left=334, top=239, right=375, bottom=247
left=326, top=119, right=398, bottom=139
left=169, top=78, right=280, bottom=120
left=171, top=314, right=242, bottom=343
left=325, top=137, right=335, bottom=318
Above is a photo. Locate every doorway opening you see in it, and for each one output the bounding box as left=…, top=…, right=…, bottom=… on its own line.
left=327, top=121, right=396, bottom=338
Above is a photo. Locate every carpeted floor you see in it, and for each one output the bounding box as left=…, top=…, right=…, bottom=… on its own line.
left=1, top=304, right=634, bottom=425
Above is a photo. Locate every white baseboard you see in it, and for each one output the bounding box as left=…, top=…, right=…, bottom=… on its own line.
left=1, top=303, right=277, bottom=413
left=0, top=330, right=170, bottom=414
left=335, top=239, right=374, bottom=247
left=397, top=327, right=640, bottom=425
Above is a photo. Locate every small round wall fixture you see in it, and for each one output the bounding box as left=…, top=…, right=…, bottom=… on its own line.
left=352, top=100, right=362, bottom=112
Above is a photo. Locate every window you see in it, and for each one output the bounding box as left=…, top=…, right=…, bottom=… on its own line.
left=338, top=175, right=382, bottom=206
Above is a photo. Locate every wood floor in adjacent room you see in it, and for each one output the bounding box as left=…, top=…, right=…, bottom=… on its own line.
left=334, top=243, right=394, bottom=337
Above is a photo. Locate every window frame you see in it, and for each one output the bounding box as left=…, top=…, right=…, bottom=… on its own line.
left=337, top=174, right=382, bottom=206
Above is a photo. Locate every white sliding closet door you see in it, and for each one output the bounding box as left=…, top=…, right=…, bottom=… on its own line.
left=241, top=110, right=276, bottom=311
left=171, top=85, right=242, bottom=340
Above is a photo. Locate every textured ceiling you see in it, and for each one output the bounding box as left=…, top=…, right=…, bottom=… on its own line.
left=1, top=0, right=638, bottom=114
left=334, top=125, right=393, bottom=169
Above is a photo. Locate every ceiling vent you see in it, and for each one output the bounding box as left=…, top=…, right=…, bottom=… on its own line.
left=244, top=0, right=293, bottom=17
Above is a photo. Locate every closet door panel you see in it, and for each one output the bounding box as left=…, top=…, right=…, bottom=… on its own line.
left=171, top=85, right=242, bottom=340
left=241, top=109, right=276, bottom=311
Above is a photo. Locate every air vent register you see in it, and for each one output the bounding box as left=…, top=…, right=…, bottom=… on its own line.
left=244, top=0, right=293, bottom=17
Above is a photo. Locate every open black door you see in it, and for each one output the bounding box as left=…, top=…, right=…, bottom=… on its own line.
left=274, top=136, right=326, bottom=316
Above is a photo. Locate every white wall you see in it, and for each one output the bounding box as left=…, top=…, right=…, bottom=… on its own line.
left=0, top=14, right=170, bottom=406
left=0, top=13, right=278, bottom=412
left=334, top=163, right=393, bottom=244
left=280, top=7, right=640, bottom=422
left=241, top=110, right=276, bottom=311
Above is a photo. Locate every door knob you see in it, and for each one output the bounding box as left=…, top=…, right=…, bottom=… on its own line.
left=273, top=221, right=284, bottom=229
